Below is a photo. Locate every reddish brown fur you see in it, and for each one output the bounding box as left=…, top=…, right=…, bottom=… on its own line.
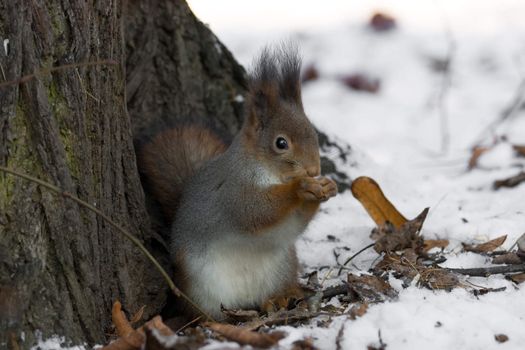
left=137, top=126, right=227, bottom=221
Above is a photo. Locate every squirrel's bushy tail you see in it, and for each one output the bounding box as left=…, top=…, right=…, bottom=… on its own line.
left=137, top=125, right=228, bottom=224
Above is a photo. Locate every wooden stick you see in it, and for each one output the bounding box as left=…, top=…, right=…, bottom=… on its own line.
left=446, top=264, right=525, bottom=277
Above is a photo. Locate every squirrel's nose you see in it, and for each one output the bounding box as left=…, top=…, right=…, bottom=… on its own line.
left=306, top=166, right=320, bottom=177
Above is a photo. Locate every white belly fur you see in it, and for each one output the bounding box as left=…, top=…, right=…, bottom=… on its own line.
left=185, top=214, right=304, bottom=317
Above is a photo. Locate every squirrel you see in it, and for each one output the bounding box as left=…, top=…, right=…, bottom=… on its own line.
left=136, top=45, right=338, bottom=319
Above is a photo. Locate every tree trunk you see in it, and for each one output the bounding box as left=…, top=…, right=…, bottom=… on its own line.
left=0, top=0, right=350, bottom=348
left=125, top=0, right=247, bottom=139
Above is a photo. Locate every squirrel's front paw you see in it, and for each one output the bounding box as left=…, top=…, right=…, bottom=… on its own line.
left=297, top=176, right=337, bottom=201
left=318, top=176, right=337, bottom=202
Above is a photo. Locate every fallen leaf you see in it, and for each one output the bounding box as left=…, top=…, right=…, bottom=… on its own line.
left=340, top=74, right=381, bottom=93
left=349, top=303, right=369, bottom=320
left=102, top=315, right=175, bottom=350
left=351, top=177, right=408, bottom=228
left=513, top=144, right=525, bottom=157
left=347, top=273, right=398, bottom=303
left=375, top=251, right=420, bottom=282
left=468, top=146, right=490, bottom=170
left=369, top=12, right=396, bottom=32
left=507, top=273, right=525, bottom=284
left=112, top=301, right=134, bottom=337
left=419, top=269, right=459, bottom=290
left=205, top=322, right=285, bottom=348
left=302, top=64, right=319, bottom=83
left=291, top=338, right=318, bottom=350
left=493, top=171, right=525, bottom=190
left=463, top=235, right=507, bottom=253
left=495, top=334, right=509, bottom=343
left=423, top=239, right=449, bottom=252
left=372, top=208, right=428, bottom=253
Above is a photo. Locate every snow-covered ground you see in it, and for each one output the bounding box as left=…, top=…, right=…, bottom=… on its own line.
left=189, top=0, right=525, bottom=349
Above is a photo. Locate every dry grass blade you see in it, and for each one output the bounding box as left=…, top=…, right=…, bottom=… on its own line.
left=130, top=305, right=146, bottom=325
left=204, top=322, right=285, bottom=348
left=463, top=235, right=507, bottom=253
left=351, top=176, right=407, bottom=228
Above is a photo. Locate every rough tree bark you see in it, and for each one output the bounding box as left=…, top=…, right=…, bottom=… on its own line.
left=0, top=0, right=350, bottom=348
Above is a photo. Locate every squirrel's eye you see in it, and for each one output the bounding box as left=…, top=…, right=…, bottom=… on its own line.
left=275, top=137, right=289, bottom=150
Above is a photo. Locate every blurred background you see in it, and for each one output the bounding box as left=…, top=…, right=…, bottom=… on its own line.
left=187, top=0, right=525, bottom=168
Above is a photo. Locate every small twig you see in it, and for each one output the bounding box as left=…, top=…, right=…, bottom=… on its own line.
left=472, top=286, right=506, bottom=297
left=0, top=166, right=215, bottom=322
left=335, top=318, right=347, bottom=350
left=321, top=283, right=351, bottom=300
left=471, top=78, right=525, bottom=147
left=0, top=59, right=118, bottom=89
left=174, top=315, right=202, bottom=334
left=436, top=20, right=455, bottom=154
left=337, top=243, right=375, bottom=276
left=445, top=263, right=525, bottom=277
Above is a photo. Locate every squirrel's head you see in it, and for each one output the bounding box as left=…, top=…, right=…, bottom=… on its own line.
left=241, top=44, right=320, bottom=182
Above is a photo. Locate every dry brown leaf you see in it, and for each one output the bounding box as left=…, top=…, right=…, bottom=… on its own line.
left=463, top=235, right=507, bottom=253
left=112, top=301, right=134, bottom=338
left=513, top=144, right=525, bottom=157
left=419, top=269, right=459, bottom=290
left=205, top=322, right=285, bottom=348
left=102, top=315, right=174, bottom=350
left=375, top=251, right=420, bottom=281
left=468, top=146, right=490, bottom=170
left=291, top=338, right=318, bottom=350
left=492, top=252, right=523, bottom=265
left=349, top=303, right=369, bottom=320
left=493, top=171, right=525, bottom=190
left=508, top=273, right=525, bottom=284
left=347, top=274, right=398, bottom=303
left=372, top=208, right=428, bottom=253
left=423, top=239, right=449, bottom=252
left=495, top=334, right=509, bottom=343
left=351, top=176, right=407, bottom=228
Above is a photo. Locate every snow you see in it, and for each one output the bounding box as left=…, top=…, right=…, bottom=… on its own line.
left=30, top=334, right=86, bottom=350
left=187, top=0, right=525, bottom=349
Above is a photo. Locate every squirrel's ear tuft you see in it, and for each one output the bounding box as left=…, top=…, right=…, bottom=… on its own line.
left=248, top=43, right=303, bottom=118
left=276, top=42, right=302, bottom=104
